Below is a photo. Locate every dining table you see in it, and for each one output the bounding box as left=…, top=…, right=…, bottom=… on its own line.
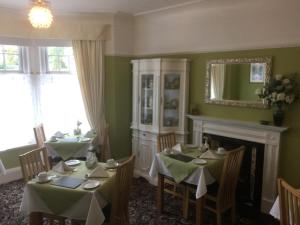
left=149, top=147, right=225, bottom=225
left=44, top=135, right=96, bottom=160
left=20, top=161, right=115, bottom=225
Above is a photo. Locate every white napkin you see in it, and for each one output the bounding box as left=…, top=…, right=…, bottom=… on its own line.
left=52, top=161, right=73, bottom=173
left=87, top=165, right=109, bottom=178
left=172, top=143, right=182, bottom=152
left=199, top=150, right=218, bottom=159
left=54, top=131, right=64, bottom=138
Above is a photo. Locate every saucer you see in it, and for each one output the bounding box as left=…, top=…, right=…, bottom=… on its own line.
left=191, top=159, right=207, bottom=165
left=65, top=159, right=81, bottom=166
left=83, top=180, right=101, bottom=189
left=37, top=176, right=52, bottom=183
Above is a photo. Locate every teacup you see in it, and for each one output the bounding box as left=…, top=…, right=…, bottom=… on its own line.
left=217, top=147, right=225, bottom=154
left=163, top=148, right=171, bottom=155
left=50, top=136, right=57, bottom=141
left=37, top=171, right=48, bottom=182
left=106, top=159, right=116, bottom=167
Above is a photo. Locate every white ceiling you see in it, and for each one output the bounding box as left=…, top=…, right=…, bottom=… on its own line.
left=0, top=0, right=205, bottom=15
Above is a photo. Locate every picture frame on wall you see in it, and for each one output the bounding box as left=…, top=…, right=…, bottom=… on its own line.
left=250, top=63, right=266, bottom=83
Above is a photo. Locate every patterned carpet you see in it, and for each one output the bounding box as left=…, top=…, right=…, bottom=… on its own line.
left=0, top=178, right=277, bottom=225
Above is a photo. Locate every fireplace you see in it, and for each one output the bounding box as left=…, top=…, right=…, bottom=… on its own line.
left=205, top=133, right=264, bottom=215
left=188, top=115, right=288, bottom=213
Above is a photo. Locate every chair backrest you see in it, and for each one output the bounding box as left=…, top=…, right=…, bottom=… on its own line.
left=110, top=155, right=135, bottom=225
left=19, top=147, right=50, bottom=182
left=217, top=146, right=245, bottom=210
left=33, top=124, right=46, bottom=148
left=278, top=178, right=300, bottom=225
left=157, top=132, right=176, bottom=152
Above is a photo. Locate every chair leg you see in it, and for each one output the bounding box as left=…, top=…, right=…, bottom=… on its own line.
left=58, top=217, right=65, bottom=225
left=182, top=186, right=189, bottom=219
left=196, top=197, right=204, bottom=225
left=216, top=211, right=222, bottom=225
left=231, top=206, right=236, bottom=224
left=157, top=174, right=164, bottom=214
left=29, top=212, right=42, bottom=225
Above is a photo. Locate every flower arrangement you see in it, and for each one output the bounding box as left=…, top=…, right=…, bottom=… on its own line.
left=256, top=74, right=299, bottom=126
left=256, top=74, right=299, bottom=107
left=74, top=120, right=82, bottom=135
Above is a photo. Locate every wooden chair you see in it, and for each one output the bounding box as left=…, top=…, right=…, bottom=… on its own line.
left=19, top=147, right=50, bottom=182
left=33, top=124, right=46, bottom=148
left=157, top=132, right=177, bottom=152
left=19, top=147, right=66, bottom=225
left=157, top=133, right=188, bottom=216
left=278, top=178, right=300, bottom=225
left=106, top=154, right=135, bottom=225
left=71, top=155, right=136, bottom=225
left=186, top=146, right=245, bottom=225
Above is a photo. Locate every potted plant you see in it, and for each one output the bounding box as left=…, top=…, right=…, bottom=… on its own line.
left=256, top=74, right=299, bottom=126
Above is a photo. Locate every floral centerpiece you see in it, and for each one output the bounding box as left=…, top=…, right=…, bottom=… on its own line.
left=256, top=74, right=299, bottom=126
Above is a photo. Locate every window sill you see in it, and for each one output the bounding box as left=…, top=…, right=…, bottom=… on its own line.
left=0, top=144, right=37, bottom=153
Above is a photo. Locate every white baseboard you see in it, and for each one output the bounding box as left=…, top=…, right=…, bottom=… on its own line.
left=0, top=167, right=22, bottom=185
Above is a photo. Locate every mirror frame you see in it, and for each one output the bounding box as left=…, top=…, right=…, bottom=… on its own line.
left=205, top=57, right=272, bottom=109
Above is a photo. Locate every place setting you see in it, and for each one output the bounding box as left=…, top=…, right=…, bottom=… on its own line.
left=105, top=158, right=119, bottom=169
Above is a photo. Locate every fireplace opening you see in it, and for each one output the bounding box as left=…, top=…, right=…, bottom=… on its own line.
left=205, top=134, right=265, bottom=216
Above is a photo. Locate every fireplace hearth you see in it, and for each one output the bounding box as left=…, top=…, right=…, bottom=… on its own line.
left=206, top=134, right=264, bottom=215
left=188, top=115, right=288, bottom=212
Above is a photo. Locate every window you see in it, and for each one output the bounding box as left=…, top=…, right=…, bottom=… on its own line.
left=0, top=45, right=22, bottom=72
left=0, top=43, right=89, bottom=151
left=46, top=47, right=73, bottom=73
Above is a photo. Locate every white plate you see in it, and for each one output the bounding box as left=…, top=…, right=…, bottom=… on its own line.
left=105, top=162, right=119, bottom=169
left=191, top=159, right=207, bottom=165
left=37, top=176, right=52, bottom=183
left=81, top=138, right=91, bottom=142
left=65, top=159, right=81, bottom=166
left=83, top=180, right=101, bottom=189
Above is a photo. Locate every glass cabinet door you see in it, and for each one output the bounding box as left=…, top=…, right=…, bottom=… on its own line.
left=140, top=74, right=154, bottom=126
left=163, top=73, right=180, bottom=127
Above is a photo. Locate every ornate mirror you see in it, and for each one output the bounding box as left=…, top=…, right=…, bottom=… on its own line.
left=205, top=57, right=272, bottom=108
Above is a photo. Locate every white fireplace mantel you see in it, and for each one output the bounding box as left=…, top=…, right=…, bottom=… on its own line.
left=187, top=115, right=288, bottom=213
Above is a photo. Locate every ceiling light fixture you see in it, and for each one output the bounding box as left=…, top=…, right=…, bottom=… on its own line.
left=28, top=0, right=53, bottom=29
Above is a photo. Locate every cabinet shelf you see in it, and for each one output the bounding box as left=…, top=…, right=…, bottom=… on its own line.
left=165, top=88, right=179, bottom=91
left=143, top=88, right=153, bottom=91
left=142, top=107, right=153, bottom=110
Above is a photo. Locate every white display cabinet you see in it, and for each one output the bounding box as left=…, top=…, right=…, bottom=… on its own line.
left=131, top=58, right=189, bottom=182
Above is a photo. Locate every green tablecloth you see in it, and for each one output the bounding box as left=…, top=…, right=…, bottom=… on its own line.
left=160, top=147, right=225, bottom=183
left=45, top=137, right=93, bottom=160
left=29, top=162, right=115, bottom=215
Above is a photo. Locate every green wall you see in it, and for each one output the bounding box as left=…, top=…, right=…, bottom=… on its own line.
left=2, top=47, right=300, bottom=189
left=140, top=46, right=300, bottom=187
left=186, top=47, right=300, bottom=187
left=105, top=56, right=132, bottom=160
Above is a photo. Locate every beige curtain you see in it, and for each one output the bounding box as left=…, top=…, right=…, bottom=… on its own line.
left=211, top=64, right=225, bottom=100
left=72, top=40, right=110, bottom=160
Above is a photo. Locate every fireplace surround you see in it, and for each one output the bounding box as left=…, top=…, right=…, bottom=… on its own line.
left=187, top=115, right=288, bottom=213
